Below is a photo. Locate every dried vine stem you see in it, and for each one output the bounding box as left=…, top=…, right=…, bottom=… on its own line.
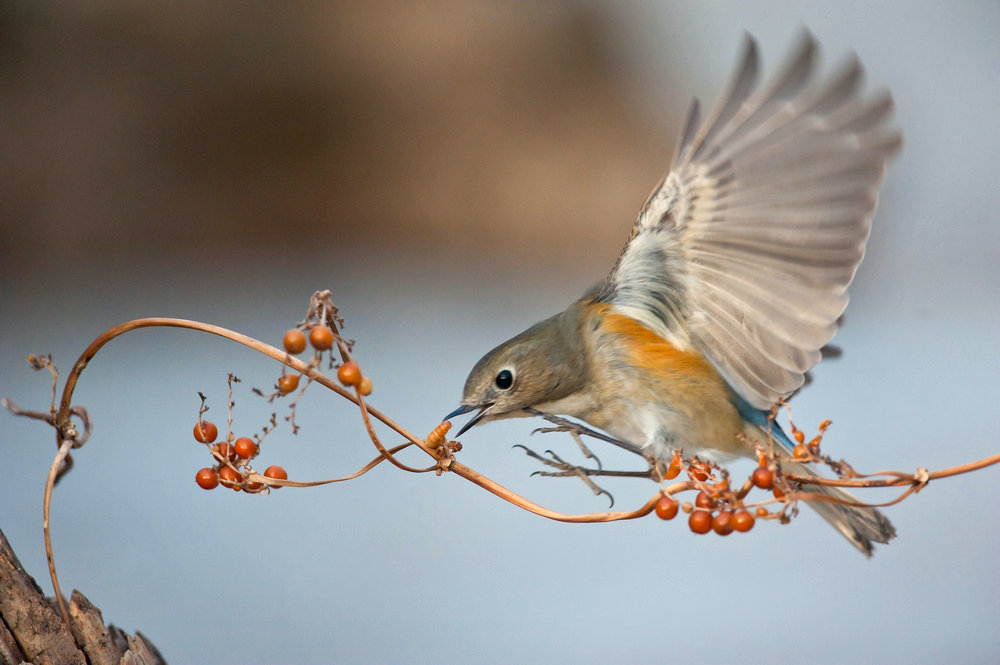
left=40, top=317, right=434, bottom=627
left=244, top=441, right=417, bottom=488
left=18, top=312, right=1000, bottom=626
left=786, top=455, right=1000, bottom=488
left=43, top=438, right=74, bottom=626
left=36, top=316, right=672, bottom=624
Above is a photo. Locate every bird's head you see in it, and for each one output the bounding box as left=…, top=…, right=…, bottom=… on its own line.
left=445, top=309, right=587, bottom=435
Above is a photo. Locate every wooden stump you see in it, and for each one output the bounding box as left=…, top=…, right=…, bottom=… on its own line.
left=0, top=529, right=167, bottom=665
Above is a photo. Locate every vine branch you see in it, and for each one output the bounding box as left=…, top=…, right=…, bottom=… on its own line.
left=6, top=293, right=999, bottom=627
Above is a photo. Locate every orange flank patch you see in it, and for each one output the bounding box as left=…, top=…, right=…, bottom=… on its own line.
left=582, top=302, right=745, bottom=455
left=597, top=307, right=716, bottom=379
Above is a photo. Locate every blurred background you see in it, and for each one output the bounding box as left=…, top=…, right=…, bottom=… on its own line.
left=2, top=2, right=998, bottom=663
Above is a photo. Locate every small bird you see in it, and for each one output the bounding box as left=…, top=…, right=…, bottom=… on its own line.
left=446, top=32, right=900, bottom=556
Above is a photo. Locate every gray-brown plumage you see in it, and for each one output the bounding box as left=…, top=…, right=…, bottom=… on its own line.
left=450, top=31, right=900, bottom=556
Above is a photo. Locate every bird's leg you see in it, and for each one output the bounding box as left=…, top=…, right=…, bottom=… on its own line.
left=515, top=409, right=658, bottom=506
left=514, top=448, right=656, bottom=509
left=524, top=408, right=644, bottom=456
left=514, top=445, right=616, bottom=505
left=531, top=426, right=603, bottom=470
left=514, top=445, right=654, bottom=480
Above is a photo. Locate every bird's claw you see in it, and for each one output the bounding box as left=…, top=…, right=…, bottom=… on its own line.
left=514, top=444, right=615, bottom=507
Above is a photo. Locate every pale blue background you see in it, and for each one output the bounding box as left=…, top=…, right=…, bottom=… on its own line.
left=2, top=2, right=999, bottom=663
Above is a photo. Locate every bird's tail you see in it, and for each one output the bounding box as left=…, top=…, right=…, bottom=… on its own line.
left=779, top=458, right=896, bottom=557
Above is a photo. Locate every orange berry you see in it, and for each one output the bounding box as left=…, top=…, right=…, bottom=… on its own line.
left=681, top=502, right=693, bottom=514
left=283, top=329, right=307, bottom=354
left=359, top=376, right=373, bottom=396
left=219, top=465, right=242, bottom=489
left=751, top=467, right=774, bottom=490
left=337, top=361, right=362, bottom=387
left=755, top=507, right=769, bottom=518
left=195, top=467, right=219, bottom=490
left=688, top=510, right=712, bottom=534
left=773, top=487, right=786, bottom=500
left=712, top=511, right=734, bottom=536
left=733, top=510, right=755, bottom=532
left=654, top=496, right=679, bottom=521
left=309, top=326, right=334, bottom=351
left=234, top=436, right=258, bottom=459
left=264, top=465, right=288, bottom=487
left=819, top=419, right=832, bottom=431
left=212, top=441, right=238, bottom=463
left=277, top=373, right=299, bottom=394
left=193, top=421, right=218, bottom=443
left=695, top=491, right=715, bottom=509
left=793, top=429, right=805, bottom=444
left=793, top=443, right=809, bottom=459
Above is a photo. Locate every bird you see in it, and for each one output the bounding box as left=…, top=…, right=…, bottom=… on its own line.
left=445, top=31, right=901, bottom=556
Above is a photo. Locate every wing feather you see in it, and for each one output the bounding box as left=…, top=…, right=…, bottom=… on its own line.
left=599, top=30, right=900, bottom=409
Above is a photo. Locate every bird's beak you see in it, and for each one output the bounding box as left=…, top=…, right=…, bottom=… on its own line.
left=444, top=402, right=494, bottom=437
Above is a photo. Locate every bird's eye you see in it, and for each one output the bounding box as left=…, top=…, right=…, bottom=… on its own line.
left=495, top=369, right=514, bottom=390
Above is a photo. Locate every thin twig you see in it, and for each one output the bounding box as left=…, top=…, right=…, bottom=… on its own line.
left=354, top=392, right=439, bottom=474
left=447, top=459, right=671, bottom=523
left=53, top=318, right=427, bottom=449
left=43, top=438, right=74, bottom=626
left=784, top=452, right=1000, bottom=488
left=244, top=442, right=417, bottom=487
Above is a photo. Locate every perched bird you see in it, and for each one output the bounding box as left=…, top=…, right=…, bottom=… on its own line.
left=446, top=32, right=900, bottom=556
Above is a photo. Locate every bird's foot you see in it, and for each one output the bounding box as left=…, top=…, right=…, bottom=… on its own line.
left=514, top=445, right=614, bottom=506
left=514, top=444, right=657, bottom=508
left=531, top=425, right=603, bottom=470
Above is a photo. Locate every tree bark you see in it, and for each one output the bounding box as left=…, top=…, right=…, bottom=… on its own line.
left=0, top=529, right=166, bottom=665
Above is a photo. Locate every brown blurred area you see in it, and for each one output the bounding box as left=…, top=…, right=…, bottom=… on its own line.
left=0, top=1, right=683, bottom=279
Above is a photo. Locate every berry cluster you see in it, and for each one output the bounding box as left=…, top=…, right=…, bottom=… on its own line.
left=652, top=451, right=802, bottom=535
left=280, top=326, right=372, bottom=396
left=191, top=293, right=377, bottom=493
left=192, top=419, right=287, bottom=492
left=654, top=487, right=758, bottom=536
left=652, top=414, right=841, bottom=536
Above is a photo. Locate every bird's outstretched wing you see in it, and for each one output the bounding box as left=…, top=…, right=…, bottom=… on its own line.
left=597, top=31, right=902, bottom=409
